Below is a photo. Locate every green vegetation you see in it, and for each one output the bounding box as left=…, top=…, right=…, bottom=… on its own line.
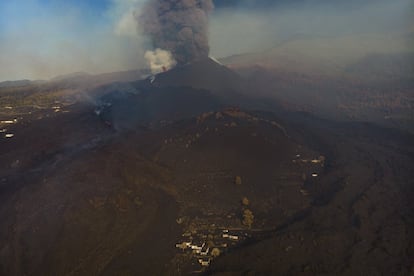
left=211, top=248, right=221, bottom=257
left=242, top=209, right=254, bottom=228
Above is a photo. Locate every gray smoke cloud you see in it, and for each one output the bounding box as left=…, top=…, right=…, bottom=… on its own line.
left=136, top=0, right=214, bottom=65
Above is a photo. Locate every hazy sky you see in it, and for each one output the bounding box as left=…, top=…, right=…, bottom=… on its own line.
left=0, top=0, right=412, bottom=81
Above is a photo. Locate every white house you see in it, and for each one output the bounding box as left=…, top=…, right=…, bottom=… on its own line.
left=228, top=235, right=239, bottom=241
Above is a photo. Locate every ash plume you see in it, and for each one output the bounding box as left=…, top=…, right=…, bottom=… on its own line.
left=136, top=0, right=214, bottom=65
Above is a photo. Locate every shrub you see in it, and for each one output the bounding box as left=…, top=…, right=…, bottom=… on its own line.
left=211, top=248, right=221, bottom=257
left=241, top=197, right=250, bottom=206
left=242, top=209, right=254, bottom=228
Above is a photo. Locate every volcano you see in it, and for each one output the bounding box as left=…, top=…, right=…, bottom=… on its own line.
left=150, top=57, right=245, bottom=93
left=0, top=57, right=413, bottom=275
left=97, top=58, right=250, bottom=130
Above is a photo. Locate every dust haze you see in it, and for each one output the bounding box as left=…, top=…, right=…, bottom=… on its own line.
left=0, top=0, right=412, bottom=81
left=0, top=0, right=149, bottom=81
left=209, top=0, right=413, bottom=67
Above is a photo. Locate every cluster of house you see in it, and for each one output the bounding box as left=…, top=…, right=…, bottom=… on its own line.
left=292, top=154, right=326, bottom=178
left=175, top=229, right=243, bottom=267
left=52, top=106, right=61, bottom=113
left=175, top=241, right=212, bottom=267
left=222, top=229, right=239, bottom=241
left=176, top=241, right=209, bottom=255
left=292, top=154, right=325, bottom=165
left=0, top=119, right=17, bottom=138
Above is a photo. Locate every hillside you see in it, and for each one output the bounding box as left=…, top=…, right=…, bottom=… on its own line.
left=221, top=33, right=409, bottom=76
left=0, top=59, right=412, bottom=275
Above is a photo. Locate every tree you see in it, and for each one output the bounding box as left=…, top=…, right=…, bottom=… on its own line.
left=211, top=248, right=221, bottom=257
left=242, top=209, right=254, bottom=228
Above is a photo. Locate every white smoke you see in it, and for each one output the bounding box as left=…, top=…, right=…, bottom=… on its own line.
left=114, top=8, right=138, bottom=36
left=144, top=48, right=177, bottom=74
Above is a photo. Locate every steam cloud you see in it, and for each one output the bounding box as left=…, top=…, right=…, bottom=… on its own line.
left=144, top=48, right=177, bottom=74
left=136, top=0, right=214, bottom=65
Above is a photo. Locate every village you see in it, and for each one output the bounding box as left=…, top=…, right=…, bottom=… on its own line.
left=0, top=100, right=72, bottom=140
left=171, top=152, right=326, bottom=273
left=174, top=222, right=252, bottom=272
left=0, top=118, right=18, bottom=139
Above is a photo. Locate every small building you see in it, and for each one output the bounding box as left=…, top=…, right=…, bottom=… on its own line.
left=176, top=241, right=192, bottom=250
left=191, top=242, right=205, bottom=254
left=228, top=235, right=239, bottom=241
left=176, top=243, right=187, bottom=250
left=198, top=258, right=211, bottom=267
left=200, top=246, right=210, bottom=256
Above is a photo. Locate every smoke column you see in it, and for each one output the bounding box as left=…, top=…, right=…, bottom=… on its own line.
left=136, top=0, right=214, bottom=65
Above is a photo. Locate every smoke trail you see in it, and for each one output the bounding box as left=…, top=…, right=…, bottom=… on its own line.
left=136, top=0, right=214, bottom=65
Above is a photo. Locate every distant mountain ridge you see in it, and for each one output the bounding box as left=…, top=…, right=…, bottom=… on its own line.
left=221, top=33, right=411, bottom=77
left=0, top=79, right=36, bottom=88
